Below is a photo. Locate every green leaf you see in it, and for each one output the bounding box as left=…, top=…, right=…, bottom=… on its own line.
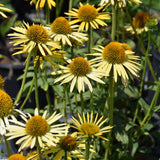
left=124, top=86, right=139, bottom=98
left=115, top=131, right=129, bottom=145
left=131, top=142, right=138, bottom=157
left=23, top=108, right=35, bottom=114
left=0, top=14, right=17, bottom=36
left=154, top=105, right=160, bottom=112
left=17, top=72, right=34, bottom=80
left=138, top=98, right=149, bottom=114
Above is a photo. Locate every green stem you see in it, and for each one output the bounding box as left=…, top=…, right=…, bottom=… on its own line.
left=45, top=1, right=50, bottom=24
left=75, top=89, right=78, bottom=113
left=125, top=5, right=157, bottom=81
left=71, top=47, right=74, bottom=58
left=90, top=92, right=93, bottom=113
left=56, top=0, right=63, bottom=18
left=133, top=31, right=151, bottom=123
left=36, top=137, right=42, bottom=160
left=63, top=84, right=67, bottom=123
left=34, top=62, right=40, bottom=113
left=87, top=25, right=92, bottom=55
left=14, top=51, right=32, bottom=105
left=111, top=5, right=116, bottom=42
left=80, top=91, right=84, bottom=116
left=68, top=0, right=72, bottom=22
left=45, top=155, right=49, bottom=160
left=85, top=137, right=91, bottom=160
left=104, top=69, right=114, bottom=160
left=20, top=75, right=35, bottom=110
left=65, top=151, right=67, bottom=160
left=37, top=7, right=43, bottom=24
left=44, top=67, right=52, bottom=113
left=4, top=135, right=12, bottom=156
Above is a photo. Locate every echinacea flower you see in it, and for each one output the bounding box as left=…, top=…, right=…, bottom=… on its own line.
left=90, top=42, right=141, bottom=84
left=50, top=16, right=88, bottom=46
left=0, top=3, right=12, bottom=18
left=65, top=2, right=110, bottom=31
left=44, top=132, right=87, bottom=160
left=27, top=0, right=56, bottom=10
left=0, top=74, right=4, bottom=89
left=0, top=89, right=24, bottom=135
left=8, top=22, right=60, bottom=57
left=7, top=153, right=26, bottom=160
left=52, top=57, right=105, bottom=93
left=99, top=0, right=142, bottom=7
left=6, top=108, right=68, bottom=151
left=125, top=12, right=151, bottom=34
left=71, top=112, right=112, bottom=141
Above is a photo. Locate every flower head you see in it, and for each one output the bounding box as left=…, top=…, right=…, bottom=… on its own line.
left=90, top=42, right=141, bottom=84
left=0, top=89, right=13, bottom=119
left=6, top=108, right=68, bottom=151
left=8, top=22, right=60, bottom=57
left=52, top=57, right=105, bottom=93
left=8, top=154, right=26, bottom=160
left=72, top=112, right=112, bottom=141
left=65, top=3, right=110, bottom=31
left=125, top=12, right=153, bottom=34
left=0, top=74, right=4, bottom=89
left=0, top=3, right=12, bottom=18
left=43, top=132, right=87, bottom=160
left=51, top=16, right=88, bottom=46
left=0, top=89, right=25, bottom=135
left=27, top=0, right=56, bottom=10
left=99, top=0, right=142, bottom=7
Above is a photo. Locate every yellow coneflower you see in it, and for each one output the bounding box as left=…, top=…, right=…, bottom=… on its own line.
left=90, top=42, right=141, bottom=84
left=8, top=22, right=60, bottom=57
left=27, top=0, right=56, bottom=10
left=0, top=74, right=4, bottom=89
left=6, top=108, right=68, bottom=151
left=125, top=12, right=152, bottom=34
left=0, top=89, right=13, bottom=135
left=72, top=112, right=112, bottom=141
left=65, top=2, right=110, bottom=31
left=99, top=0, right=142, bottom=7
left=8, top=153, right=26, bottom=160
left=52, top=57, right=105, bottom=93
left=0, top=89, right=24, bottom=135
left=50, top=16, right=88, bottom=46
left=44, top=132, right=88, bottom=160
left=0, top=3, right=12, bottom=18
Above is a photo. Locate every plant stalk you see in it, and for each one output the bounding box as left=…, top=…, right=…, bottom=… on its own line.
left=68, top=0, right=72, bottom=22
left=34, top=61, right=40, bottom=113
left=4, top=135, right=12, bottom=156
left=36, top=137, right=42, bottom=160
left=14, top=51, right=32, bottom=105
left=133, top=31, right=151, bottom=123
left=80, top=91, right=84, bottom=116
left=85, top=137, right=91, bottom=160
left=20, top=75, right=35, bottom=110
left=104, top=69, right=114, bottom=160
left=111, top=3, right=117, bottom=42
left=63, top=84, right=67, bottom=123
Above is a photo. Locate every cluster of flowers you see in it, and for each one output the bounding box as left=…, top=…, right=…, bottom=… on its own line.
left=0, top=0, right=158, bottom=159
left=0, top=75, right=112, bottom=159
